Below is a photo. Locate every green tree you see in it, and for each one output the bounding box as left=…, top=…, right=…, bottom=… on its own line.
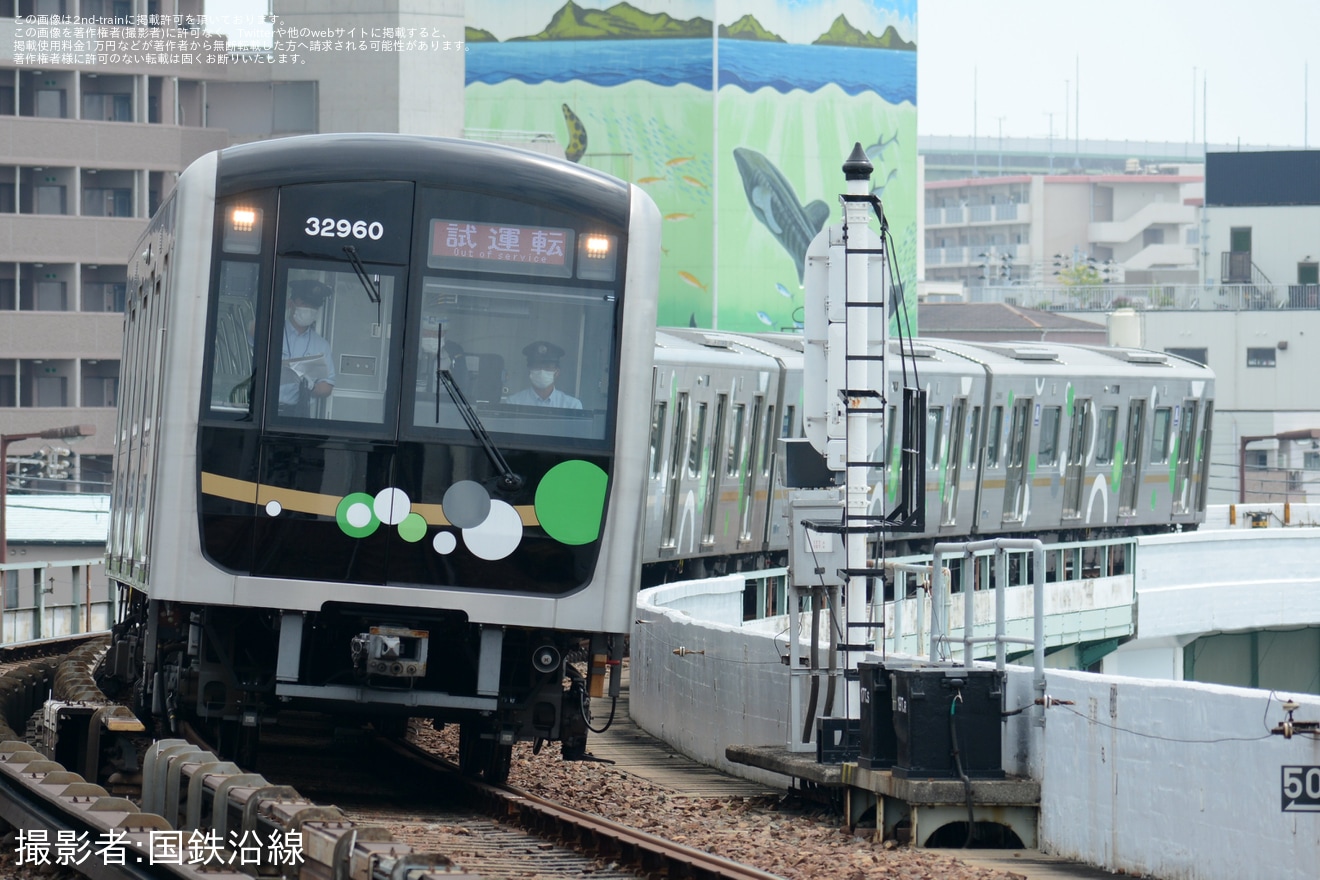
left=1056, top=263, right=1103, bottom=286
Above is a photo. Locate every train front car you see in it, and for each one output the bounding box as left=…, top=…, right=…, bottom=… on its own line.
left=102, top=135, right=661, bottom=779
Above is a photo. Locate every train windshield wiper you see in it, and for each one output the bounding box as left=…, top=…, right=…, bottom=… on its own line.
left=342, top=245, right=382, bottom=323
left=437, top=368, right=524, bottom=493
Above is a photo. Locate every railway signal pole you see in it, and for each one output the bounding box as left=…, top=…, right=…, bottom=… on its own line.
left=788, top=145, right=888, bottom=752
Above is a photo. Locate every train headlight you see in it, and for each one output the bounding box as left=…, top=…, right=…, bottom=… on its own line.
left=223, top=205, right=263, bottom=254
left=576, top=232, right=617, bottom=281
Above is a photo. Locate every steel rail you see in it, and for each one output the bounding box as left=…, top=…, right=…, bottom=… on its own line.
left=383, top=737, right=788, bottom=880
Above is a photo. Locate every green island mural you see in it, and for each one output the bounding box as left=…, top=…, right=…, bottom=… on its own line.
left=464, top=1, right=917, bottom=334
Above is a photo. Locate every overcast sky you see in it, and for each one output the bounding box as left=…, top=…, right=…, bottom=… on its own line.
left=206, top=0, right=1316, bottom=148
left=918, top=0, right=1315, bottom=148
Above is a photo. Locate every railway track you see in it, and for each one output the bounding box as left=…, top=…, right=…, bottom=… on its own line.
left=0, top=638, right=787, bottom=880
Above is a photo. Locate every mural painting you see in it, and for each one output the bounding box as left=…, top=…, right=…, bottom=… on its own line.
left=464, top=1, right=917, bottom=333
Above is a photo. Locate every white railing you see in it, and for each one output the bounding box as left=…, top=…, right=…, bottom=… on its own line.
left=1, top=557, right=115, bottom=644
left=976, top=283, right=1320, bottom=311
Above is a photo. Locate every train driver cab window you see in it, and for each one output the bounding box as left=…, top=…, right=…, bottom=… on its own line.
left=206, top=198, right=271, bottom=420
left=269, top=262, right=399, bottom=426
left=208, top=259, right=262, bottom=417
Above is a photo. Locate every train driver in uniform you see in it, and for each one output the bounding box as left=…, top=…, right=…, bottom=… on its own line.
left=505, top=340, right=582, bottom=409
left=279, top=280, right=337, bottom=416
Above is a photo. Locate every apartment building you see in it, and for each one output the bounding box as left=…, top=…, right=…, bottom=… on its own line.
left=0, top=0, right=230, bottom=490
left=923, top=168, right=1204, bottom=293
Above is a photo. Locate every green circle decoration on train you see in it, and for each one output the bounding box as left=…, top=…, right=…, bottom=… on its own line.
left=535, top=460, right=609, bottom=545
left=337, top=492, right=381, bottom=538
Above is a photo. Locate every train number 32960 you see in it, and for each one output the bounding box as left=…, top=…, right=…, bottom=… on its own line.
left=305, top=217, right=385, bottom=241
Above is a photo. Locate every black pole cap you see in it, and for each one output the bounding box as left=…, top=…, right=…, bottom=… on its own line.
left=843, top=142, right=873, bottom=181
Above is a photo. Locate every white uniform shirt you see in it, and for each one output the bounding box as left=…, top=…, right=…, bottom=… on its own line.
left=505, top=386, right=583, bottom=409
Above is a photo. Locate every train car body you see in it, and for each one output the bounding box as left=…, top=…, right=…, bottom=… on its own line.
left=644, top=330, right=803, bottom=578
left=640, top=333, right=1214, bottom=581
left=102, top=134, right=660, bottom=778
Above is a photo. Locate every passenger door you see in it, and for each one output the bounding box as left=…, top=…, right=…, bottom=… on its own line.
left=1062, top=399, right=1091, bottom=519
left=1001, top=397, right=1032, bottom=523
left=941, top=397, right=967, bottom=527
left=1118, top=399, right=1146, bottom=517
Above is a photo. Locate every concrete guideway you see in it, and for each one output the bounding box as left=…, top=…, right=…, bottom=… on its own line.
left=632, top=514, right=1320, bottom=880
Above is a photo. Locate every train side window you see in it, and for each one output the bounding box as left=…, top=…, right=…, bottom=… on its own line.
left=688, top=402, right=708, bottom=478
left=927, top=406, right=944, bottom=468
left=761, top=404, right=776, bottom=478
left=1150, top=406, right=1172, bottom=463
left=1037, top=406, right=1062, bottom=467
left=781, top=405, right=796, bottom=438
left=208, top=260, right=261, bottom=417
left=745, top=398, right=764, bottom=479
left=965, top=405, right=981, bottom=469
left=702, top=394, right=727, bottom=544
left=1095, top=406, right=1119, bottom=464
left=649, top=401, right=666, bottom=479
left=661, top=392, right=688, bottom=547
left=727, top=403, right=745, bottom=478
left=986, top=405, right=1004, bottom=467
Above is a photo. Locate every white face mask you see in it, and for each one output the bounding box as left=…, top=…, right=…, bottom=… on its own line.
left=529, top=369, right=556, bottom=390
left=291, top=306, right=318, bottom=327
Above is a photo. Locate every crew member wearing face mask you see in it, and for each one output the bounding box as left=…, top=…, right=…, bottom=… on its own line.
left=505, top=340, right=582, bottom=409
left=279, top=280, right=337, bottom=415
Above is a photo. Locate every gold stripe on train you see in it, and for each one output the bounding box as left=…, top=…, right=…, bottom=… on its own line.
left=200, top=471, right=540, bottom=526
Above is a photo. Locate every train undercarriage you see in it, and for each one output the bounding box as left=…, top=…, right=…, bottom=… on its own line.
left=96, top=586, right=617, bottom=783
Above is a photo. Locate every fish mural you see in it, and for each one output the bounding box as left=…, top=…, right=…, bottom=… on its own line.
left=561, top=103, right=587, bottom=163
left=464, top=2, right=917, bottom=332
left=732, top=147, right=830, bottom=283
left=679, top=271, right=708, bottom=291
left=865, top=131, right=902, bottom=199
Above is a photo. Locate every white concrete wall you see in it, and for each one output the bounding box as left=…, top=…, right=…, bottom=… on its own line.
left=1001, top=665, right=1320, bottom=880
left=1204, top=204, right=1320, bottom=286
left=1135, top=529, right=1320, bottom=640
left=635, top=529, right=1320, bottom=878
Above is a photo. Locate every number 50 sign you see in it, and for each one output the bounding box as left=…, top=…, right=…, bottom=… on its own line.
left=1282, top=766, right=1320, bottom=812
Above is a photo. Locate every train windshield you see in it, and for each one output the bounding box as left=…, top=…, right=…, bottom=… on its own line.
left=409, top=276, right=615, bottom=444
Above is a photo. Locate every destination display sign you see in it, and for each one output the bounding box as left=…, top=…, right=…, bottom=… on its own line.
left=428, top=219, right=574, bottom=278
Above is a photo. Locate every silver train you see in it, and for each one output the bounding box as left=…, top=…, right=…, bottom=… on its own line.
left=98, top=134, right=660, bottom=780
left=641, top=329, right=1215, bottom=583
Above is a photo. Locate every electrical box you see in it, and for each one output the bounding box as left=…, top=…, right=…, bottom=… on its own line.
left=787, top=488, right=846, bottom=588
left=816, top=716, right=860, bottom=764
left=891, top=666, right=1005, bottom=779
left=858, top=661, right=898, bottom=770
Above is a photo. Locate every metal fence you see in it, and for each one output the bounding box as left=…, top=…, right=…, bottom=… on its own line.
left=978, top=283, right=1320, bottom=312
left=0, top=557, right=115, bottom=643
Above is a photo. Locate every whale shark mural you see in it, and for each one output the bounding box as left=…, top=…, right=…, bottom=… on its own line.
left=732, top=147, right=831, bottom=284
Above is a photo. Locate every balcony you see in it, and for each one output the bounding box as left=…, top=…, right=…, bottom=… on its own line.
left=1088, top=202, right=1196, bottom=246
left=926, top=203, right=1031, bottom=227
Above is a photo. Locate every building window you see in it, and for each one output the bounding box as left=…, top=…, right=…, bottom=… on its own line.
left=1304, top=451, right=1320, bottom=471
left=1166, top=347, right=1208, bottom=365
left=1246, top=347, right=1277, bottom=368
